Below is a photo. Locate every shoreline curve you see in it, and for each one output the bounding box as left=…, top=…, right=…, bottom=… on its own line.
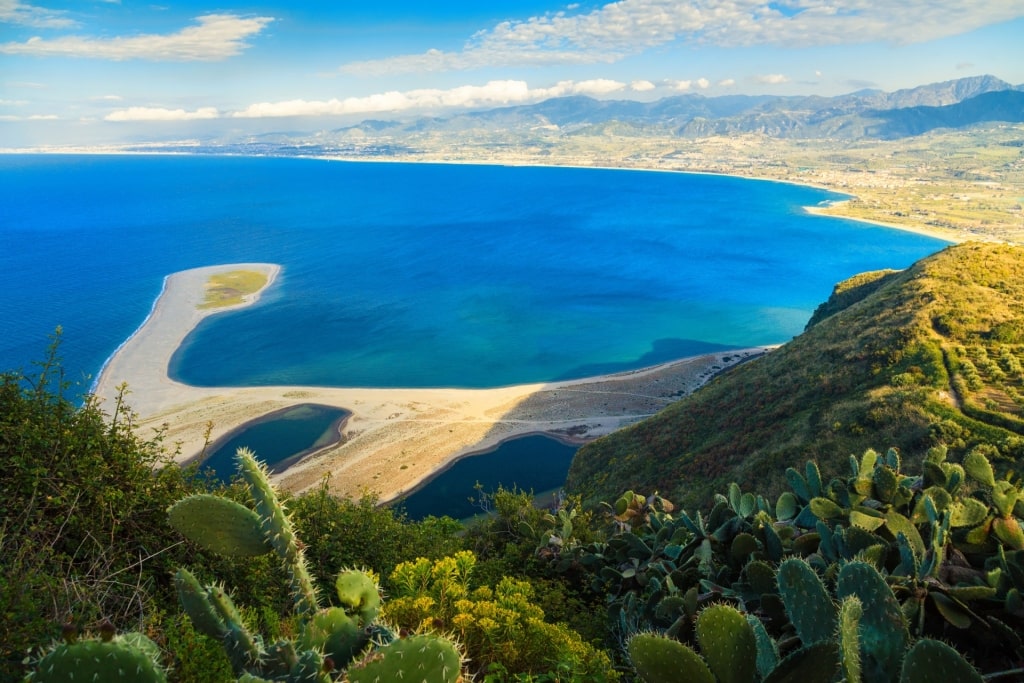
left=93, top=262, right=773, bottom=502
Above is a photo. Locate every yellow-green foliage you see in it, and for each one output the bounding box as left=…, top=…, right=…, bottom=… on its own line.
left=198, top=270, right=269, bottom=309
left=383, top=552, right=618, bottom=681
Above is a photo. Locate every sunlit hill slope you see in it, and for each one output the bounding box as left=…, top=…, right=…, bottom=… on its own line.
left=567, top=242, right=1024, bottom=509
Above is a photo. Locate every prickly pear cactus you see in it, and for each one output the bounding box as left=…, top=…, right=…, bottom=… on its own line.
left=345, top=634, right=463, bottom=683
left=776, top=557, right=837, bottom=646
left=289, top=648, right=331, bottom=683
left=695, top=604, right=756, bottom=683
left=763, top=641, right=839, bottom=683
left=837, top=561, right=908, bottom=682
left=174, top=568, right=228, bottom=640
left=297, top=606, right=367, bottom=670
left=627, top=632, right=714, bottom=683
left=335, top=569, right=381, bottom=625
left=168, top=449, right=468, bottom=682
left=29, top=629, right=167, bottom=683
left=899, top=638, right=983, bottom=683
left=168, top=493, right=270, bottom=557
left=236, top=447, right=321, bottom=620
left=838, top=595, right=863, bottom=683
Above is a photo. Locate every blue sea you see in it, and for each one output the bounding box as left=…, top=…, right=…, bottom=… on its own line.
left=0, top=154, right=949, bottom=391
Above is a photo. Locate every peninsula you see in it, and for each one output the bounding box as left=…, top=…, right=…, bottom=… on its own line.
left=92, top=263, right=767, bottom=502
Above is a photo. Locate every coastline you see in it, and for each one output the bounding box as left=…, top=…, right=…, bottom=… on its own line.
left=93, top=261, right=770, bottom=502
left=3, top=148, right=990, bottom=246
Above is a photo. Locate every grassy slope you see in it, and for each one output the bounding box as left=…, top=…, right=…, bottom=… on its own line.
left=567, top=242, right=1024, bottom=510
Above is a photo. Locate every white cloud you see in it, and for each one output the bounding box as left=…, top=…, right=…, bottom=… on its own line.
left=0, top=13, right=273, bottom=61
left=0, top=1, right=78, bottom=29
left=755, top=73, right=788, bottom=84
left=718, top=78, right=736, bottom=87
left=91, top=94, right=123, bottom=101
left=341, top=0, right=1024, bottom=75
left=234, top=79, right=627, bottom=119
left=695, top=78, right=710, bottom=89
left=0, top=112, right=58, bottom=121
left=0, top=98, right=29, bottom=105
left=105, top=106, right=219, bottom=121
left=630, top=80, right=656, bottom=91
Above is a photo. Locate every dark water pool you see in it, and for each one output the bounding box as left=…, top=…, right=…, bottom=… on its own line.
left=201, top=403, right=349, bottom=481
left=394, top=434, right=579, bottom=520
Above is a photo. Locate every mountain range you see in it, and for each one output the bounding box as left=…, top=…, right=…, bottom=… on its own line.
left=317, top=74, right=1023, bottom=147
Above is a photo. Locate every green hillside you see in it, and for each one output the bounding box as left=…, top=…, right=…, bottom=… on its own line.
left=567, top=242, right=1024, bottom=509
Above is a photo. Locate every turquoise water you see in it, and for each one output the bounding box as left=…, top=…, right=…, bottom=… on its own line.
left=395, top=435, right=579, bottom=520
left=200, top=404, right=349, bottom=481
left=0, top=154, right=949, bottom=389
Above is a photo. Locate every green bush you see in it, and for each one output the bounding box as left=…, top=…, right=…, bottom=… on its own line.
left=0, top=342, right=213, bottom=681
left=384, top=552, right=619, bottom=681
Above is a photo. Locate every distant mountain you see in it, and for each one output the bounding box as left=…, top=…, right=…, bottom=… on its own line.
left=867, top=90, right=1024, bottom=138
left=325, top=75, right=1020, bottom=144
left=565, top=243, right=1024, bottom=510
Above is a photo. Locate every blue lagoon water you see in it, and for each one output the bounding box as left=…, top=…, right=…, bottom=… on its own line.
left=0, top=154, right=949, bottom=389
left=396, top=435, right=579, bottom=521
left=200, top=403, right=350, bottom=481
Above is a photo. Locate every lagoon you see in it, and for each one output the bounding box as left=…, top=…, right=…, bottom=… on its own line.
left=394, top=435, right=579, bottom=520
left=199, top=403, right=350, bottom=481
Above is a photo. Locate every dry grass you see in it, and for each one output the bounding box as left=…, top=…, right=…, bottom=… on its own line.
left=199, top=269, right=269, bottom=309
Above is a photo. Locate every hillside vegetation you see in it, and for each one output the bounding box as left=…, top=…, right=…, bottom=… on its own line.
left=567, top=242, right=1024, bottom=510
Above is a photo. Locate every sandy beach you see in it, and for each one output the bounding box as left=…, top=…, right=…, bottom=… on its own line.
left=93, top=263, right=769, bottom=502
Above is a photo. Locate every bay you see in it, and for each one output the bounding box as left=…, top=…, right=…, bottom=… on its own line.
left=0, top=154, right=949, bottom=390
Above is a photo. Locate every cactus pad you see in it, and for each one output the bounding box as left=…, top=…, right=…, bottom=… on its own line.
left=236, top=447, right=320, bottom=619
left=174, top=568, right=227, bottom=640
left=696, top=604, right=757, bottom=683
left=346, top=634, right=463, bottom=683
left=963, top=450, right=996, bottom=487
left=30, top=634, right=167, bottom=683
left=776, top=558, right=837, bottom=645
left=289, top=648, right=329, bottom=683
left=298, top=606, right=367, bottom=670
left=628, top=633, right=714, bottom=683
left=336, top=569, right=381, bottom=625
left=762, top=641, right=839, bottom=683
left=168, top=493, right=270, bottom=557
left=837, top=561, right=908, bottom=682
left=838, top=595, right=862, bottom=683
left=899, top=639, right=982, bottom=683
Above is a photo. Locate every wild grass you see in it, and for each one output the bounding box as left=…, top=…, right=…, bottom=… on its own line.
left=198, top=270, right=269, bottom=310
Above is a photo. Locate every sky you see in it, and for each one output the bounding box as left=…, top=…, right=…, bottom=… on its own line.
left=2, top=0, right=1024, bottom=146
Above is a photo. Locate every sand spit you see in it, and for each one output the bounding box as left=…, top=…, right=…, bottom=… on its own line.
left=94, top=263, right=770, bottom=502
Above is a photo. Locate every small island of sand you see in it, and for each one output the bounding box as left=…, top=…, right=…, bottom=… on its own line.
left=93, top=263, right=770, bottom=503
